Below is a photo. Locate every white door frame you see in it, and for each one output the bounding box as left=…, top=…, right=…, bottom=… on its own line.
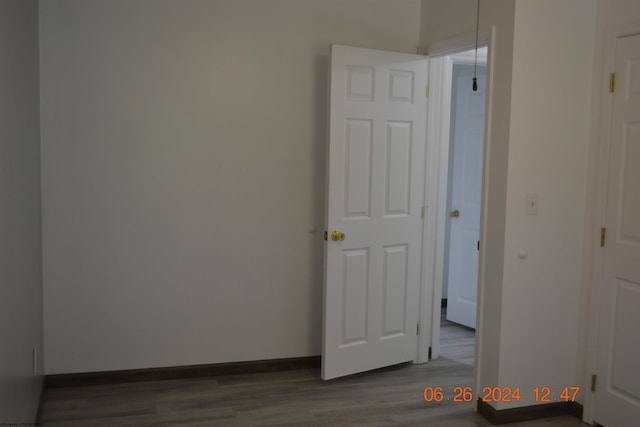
left=582, top=20, right=640, bottom=425
left=417, top=29, right=492, bottom=364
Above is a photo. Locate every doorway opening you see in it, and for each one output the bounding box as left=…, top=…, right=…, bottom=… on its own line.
left=427, top=46, right=488, bottom=367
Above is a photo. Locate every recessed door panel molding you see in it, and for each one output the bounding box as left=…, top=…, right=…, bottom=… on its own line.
left=388, top=70, right=414, bottom=104
left=323, top=44, right=428, bottom=380
left=456, top=228, right=479, bottom=303
left=627, top=57, right=640, bottom=96
left=347, top=66, right=374, bottom=102
left=462, top=128, right=484, bottom=206
left=340, top=248, right=369, bottom=347
left=609, top=279, right=640, bottom=401
left=447, top=226, right=479, bottom=328
left=344, top=119, right=373, bottom=219
left=381, top=244, right=408, bottom=338
left=619, top=122, right=640, bottom=242
left=384, top=121, right=412, bottom=217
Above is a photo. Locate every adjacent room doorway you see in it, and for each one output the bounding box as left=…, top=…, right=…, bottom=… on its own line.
left=443, top=52, right=487, bottom=330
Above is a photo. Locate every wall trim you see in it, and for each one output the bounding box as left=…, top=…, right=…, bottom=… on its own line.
left=45, top=356, right=321, bottom=388
left=425, top=30, right=491, bottom=57
left=477, top=399, right=583, bottom=424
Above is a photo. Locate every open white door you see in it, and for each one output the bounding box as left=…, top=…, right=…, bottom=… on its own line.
left=322, top=45, right=428, bottom=380
left=593, top=33, right=640, bottom=426
left=445, top=64, right=486, bottom=329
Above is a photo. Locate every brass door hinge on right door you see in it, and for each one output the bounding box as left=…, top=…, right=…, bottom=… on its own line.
left=610, top=73, right=616, bottom=93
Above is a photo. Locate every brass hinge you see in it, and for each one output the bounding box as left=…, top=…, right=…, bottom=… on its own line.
left=609, top=73, right=616, bottom=93
left=600, top=227, right=607, bottom=247
left=591, top=374, right=597, bottom=392
left=323, top=230, right=328, bottom=241
left=417, top=324, right=420, bottom=335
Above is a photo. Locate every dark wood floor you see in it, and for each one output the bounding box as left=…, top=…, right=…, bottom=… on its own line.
left=40, top=311, right=588, bottom=426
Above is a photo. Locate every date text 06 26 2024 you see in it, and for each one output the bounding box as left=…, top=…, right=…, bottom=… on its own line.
left=423, top=386, right=580, bottom=403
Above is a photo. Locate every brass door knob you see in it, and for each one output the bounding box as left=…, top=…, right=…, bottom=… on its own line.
left=331, top=230, right=346, bottom=241
left=450, top=209, right=460, bottom=218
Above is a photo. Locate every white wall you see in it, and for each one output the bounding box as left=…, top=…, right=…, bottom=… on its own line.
left=40, top=0, right=422, bottom=374
left=421, top=0, right=596, bottom=409
left=420, top=0, right=475, bottom=51
left=0, top=0, right=43, bottom=423
left=498, top=0, right=595, bottom=409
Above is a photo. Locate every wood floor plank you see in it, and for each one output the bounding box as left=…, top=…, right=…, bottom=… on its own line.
left=41, top=315, right=588, bottom=426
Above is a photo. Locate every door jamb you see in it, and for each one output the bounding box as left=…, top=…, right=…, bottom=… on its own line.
left=416, top=53, right=452, bottom=363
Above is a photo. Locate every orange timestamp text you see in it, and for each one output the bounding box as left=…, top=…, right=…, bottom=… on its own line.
left=423, top=386, right=580, bottom=403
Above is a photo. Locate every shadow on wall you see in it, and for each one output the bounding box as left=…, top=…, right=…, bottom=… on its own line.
left=310, top=53, right=329, bottom=346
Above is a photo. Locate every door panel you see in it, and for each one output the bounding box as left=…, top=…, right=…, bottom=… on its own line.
left=341, top=249, right=368, bottom=346
left=610, top=279, right=640, bottom=399
left=594, top=33, right=640, bottom=427
left=385, top=122, right=412, bottom=216
left=323, top=45, right=428, bottom=380
left=382, top=244, right=408, bottom=338
left=344, top=119, right=372, bottom=218
left=445, top=64, right=486, bottom=329
left=620, top=124, right=640, bottom=240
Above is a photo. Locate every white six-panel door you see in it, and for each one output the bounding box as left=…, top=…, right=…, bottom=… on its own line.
left=594, top=33, right=640, bottom=426
left=322, top=45, right=428, bottom=380
left=446, top=64, right=486, bottom=330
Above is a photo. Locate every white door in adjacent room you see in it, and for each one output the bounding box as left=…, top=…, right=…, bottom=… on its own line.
left=445, top=64, right=486, bottom=330
left=323, top=45, right=428, bottom=380
left=594, top=33, right=640, bottom=426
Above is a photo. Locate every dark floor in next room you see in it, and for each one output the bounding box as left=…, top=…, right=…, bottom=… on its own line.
left=40, top=308, right=587, bottom=426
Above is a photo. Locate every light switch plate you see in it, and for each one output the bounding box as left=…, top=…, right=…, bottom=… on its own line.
left=526, top=193, right=538, bottom=215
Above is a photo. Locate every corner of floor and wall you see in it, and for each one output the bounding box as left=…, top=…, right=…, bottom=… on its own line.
left=0, top=0, right=45, bottom=425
